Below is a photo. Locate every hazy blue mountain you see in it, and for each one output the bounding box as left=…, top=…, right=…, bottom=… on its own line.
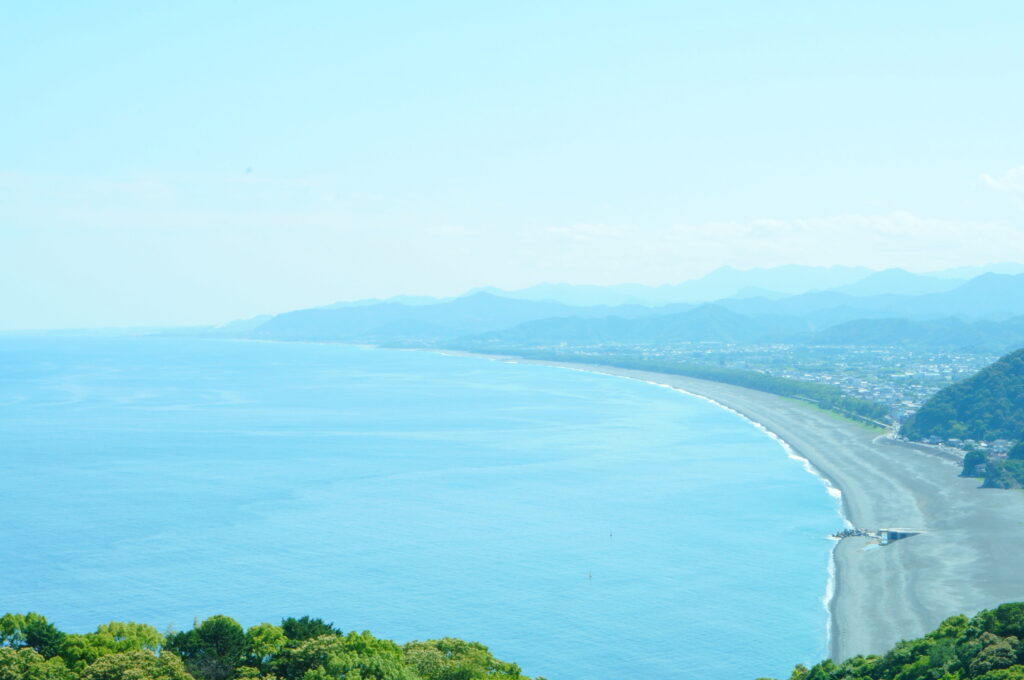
left=248, top=270, right=1024, bottom=348
left=252, top=293, right=665, bottom=343
left=212, top=314, right=275, bottom=333
left=320, top=265, right=1022, bottom=315
left=826, top=268, right=965, bottom=297
left=457, top=305, right=811, bottom=347
left=139, top=315, right=277, bottom=338
left=913, top=273, right=1024, bottom=319
left=717, top=292, right=869, bottom=319
left=461, top=308, right=1024, bottom=353
left=324, top=295, right=451, bottom=308
left=468, top=283, right=669, bottom=307
left=655, top=264, right=871, bottom=301
left=474, top=265, right=873, bottom=306
left=457, top=281, right=1024, bottom=350
left=928, top=262, right=1024, bottom=279
left=725, top=286, right=789, bottom=300
left=719, top=274, right=1024, bottom=322
left=810, top=316, right=1024, bottom=352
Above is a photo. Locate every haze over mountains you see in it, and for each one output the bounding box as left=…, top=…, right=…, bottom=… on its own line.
left=471, top=265, right=876, bottom=307
left=255, top=294, right=660, bottom=343
left=471, top=264, right=1024, bottom=307
left=236, top=264, right=1024, bottom=353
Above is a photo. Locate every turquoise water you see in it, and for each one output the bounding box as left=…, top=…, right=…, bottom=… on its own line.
left=0, top=337, right=837, bottom=679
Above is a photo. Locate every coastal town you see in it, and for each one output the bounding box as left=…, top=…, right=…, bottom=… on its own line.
left=494, top=341, right=1011, bottom=454
left=505, top=342, right=992, bottom=416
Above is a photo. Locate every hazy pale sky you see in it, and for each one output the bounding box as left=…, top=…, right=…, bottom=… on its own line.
left=4, top=1, right=1024, bottom=328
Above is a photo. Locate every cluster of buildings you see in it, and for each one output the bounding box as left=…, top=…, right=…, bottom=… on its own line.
left=559, top=342, right=997, bottom=425
left=534, top=341, right=1018, bottom=458
left=759, top=348, right=995, bottom=423
left=602, top=346, right=995, bottom=419
left=914, top=436, right=1014, bottom=456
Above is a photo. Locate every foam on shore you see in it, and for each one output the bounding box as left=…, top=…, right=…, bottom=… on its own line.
left=434, top=350, right=1024, bottom=662
left=587, top=371, right=850, bottom=651
left=491, top=354, right=850, bottom=653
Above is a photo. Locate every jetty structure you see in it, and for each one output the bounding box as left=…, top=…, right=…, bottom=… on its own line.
left=877, top=527, right=923, bottom=544
left=831, top=527, right=924, bottom=545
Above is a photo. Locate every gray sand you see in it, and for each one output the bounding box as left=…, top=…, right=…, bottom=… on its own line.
left=461, top=354, right=1024, bottom=661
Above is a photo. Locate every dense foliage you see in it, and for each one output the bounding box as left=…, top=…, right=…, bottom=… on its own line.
left=977, top=442, right=1024, bottom=488
left=478, top=348, right=890, bottom=426
left=959, top=437, right=1024, bottom=489
left=763, top=602, right=1024, bottom=680
left=900, top=348, right=1024, bottom=442
left=0, top=613, right=541, bottom=680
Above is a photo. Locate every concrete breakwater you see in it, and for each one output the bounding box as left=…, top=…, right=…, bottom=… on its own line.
left=832, top=527, right=924, bottom=545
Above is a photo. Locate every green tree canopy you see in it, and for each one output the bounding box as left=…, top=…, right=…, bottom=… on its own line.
left=79, top=651, right=193, bottom=680
left=769, top=603, right=1024, bottom=680
left=271, top=632, right=412, bottom=680
left=403, top=638, right=526, bottom=680
left=0, top=647, right=72, bottom=680
left=0, top=612, right=538, bottom=680
left=243, top=623, right=286, bottom=672
left=279, top=618, right=339, bottom=643
left=0, top=613, right=67, bottom=659
left=60, top=622, right=163, bottom=670
left=164, top=616, right=245, bottom=680
left=901, top=348, right=1024, bottom=442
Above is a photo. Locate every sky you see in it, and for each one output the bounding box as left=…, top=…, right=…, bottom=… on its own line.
left=3, top=1, right=1024, bottom=329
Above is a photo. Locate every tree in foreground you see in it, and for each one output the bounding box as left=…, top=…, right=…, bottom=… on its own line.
left=766, top=602, right=1024, bottom=680
left=0, top=612, right=541, bottom=680
left=79, top=650, right=192, bottom=680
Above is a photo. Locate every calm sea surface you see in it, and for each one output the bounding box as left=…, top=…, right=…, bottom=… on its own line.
left=0, top=337, right=838, bottom=679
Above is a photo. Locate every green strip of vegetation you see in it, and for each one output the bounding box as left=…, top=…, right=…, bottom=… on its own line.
left=761, top=601, right=1024, bottom=680
left=781, top=397, right=887, bottom=433
left=462, top=347, right=890, bottom=428
left=0, top=612, right=541, bottom=680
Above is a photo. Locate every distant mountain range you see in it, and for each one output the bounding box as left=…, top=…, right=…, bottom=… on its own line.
left=827, top=268, right=966, bottom=297
left=139, top=262, right=1018, bottom=354
left=253, top=293, right=679, bottom=343
left=463, top=264, right=1024, bottom=307
left=244, top=270, right=1024, bottom=352
left=460, top=305, right=807, bottom=346
left=715, top=273, right=1024, bottom=324
left=810, top=316, right=1024, bottom=350
left=256, top=263, right=1023, bottom=315
left=471, top=265, right=877, bottom=306
left=459, top=309, right=1024, bottom=352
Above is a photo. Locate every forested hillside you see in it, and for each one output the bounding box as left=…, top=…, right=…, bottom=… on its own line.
left=0, top=613, right=539, bottom=680
left=763, top=602, right=1024, bottom=680
left=900, top=348, right=1024, bottom=442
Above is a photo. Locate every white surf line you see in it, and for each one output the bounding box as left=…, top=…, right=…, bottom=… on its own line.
left=635, top=377, right=849, bottom=653
left=435, top=350, right=851, bottom=655
left=508, top=358, right=852, bottom=655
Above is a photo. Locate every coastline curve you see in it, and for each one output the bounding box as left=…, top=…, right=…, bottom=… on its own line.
left=437, top=350, right=1024, bottom=663
left=642, top=377, right=851, bottom=655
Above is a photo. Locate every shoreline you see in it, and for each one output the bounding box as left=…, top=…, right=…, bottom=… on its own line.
left=444, top=351, right=850, bottom=657
left=635, top=373, right=850, bottom=656
left=436, top=350, right=1024, bottom=662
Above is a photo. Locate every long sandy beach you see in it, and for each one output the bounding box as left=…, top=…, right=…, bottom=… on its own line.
left=458, top=353, right=1024, bottom=661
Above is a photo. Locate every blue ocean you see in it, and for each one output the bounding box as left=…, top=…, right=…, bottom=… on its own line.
left=0, top=337, right=838, bottom=679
